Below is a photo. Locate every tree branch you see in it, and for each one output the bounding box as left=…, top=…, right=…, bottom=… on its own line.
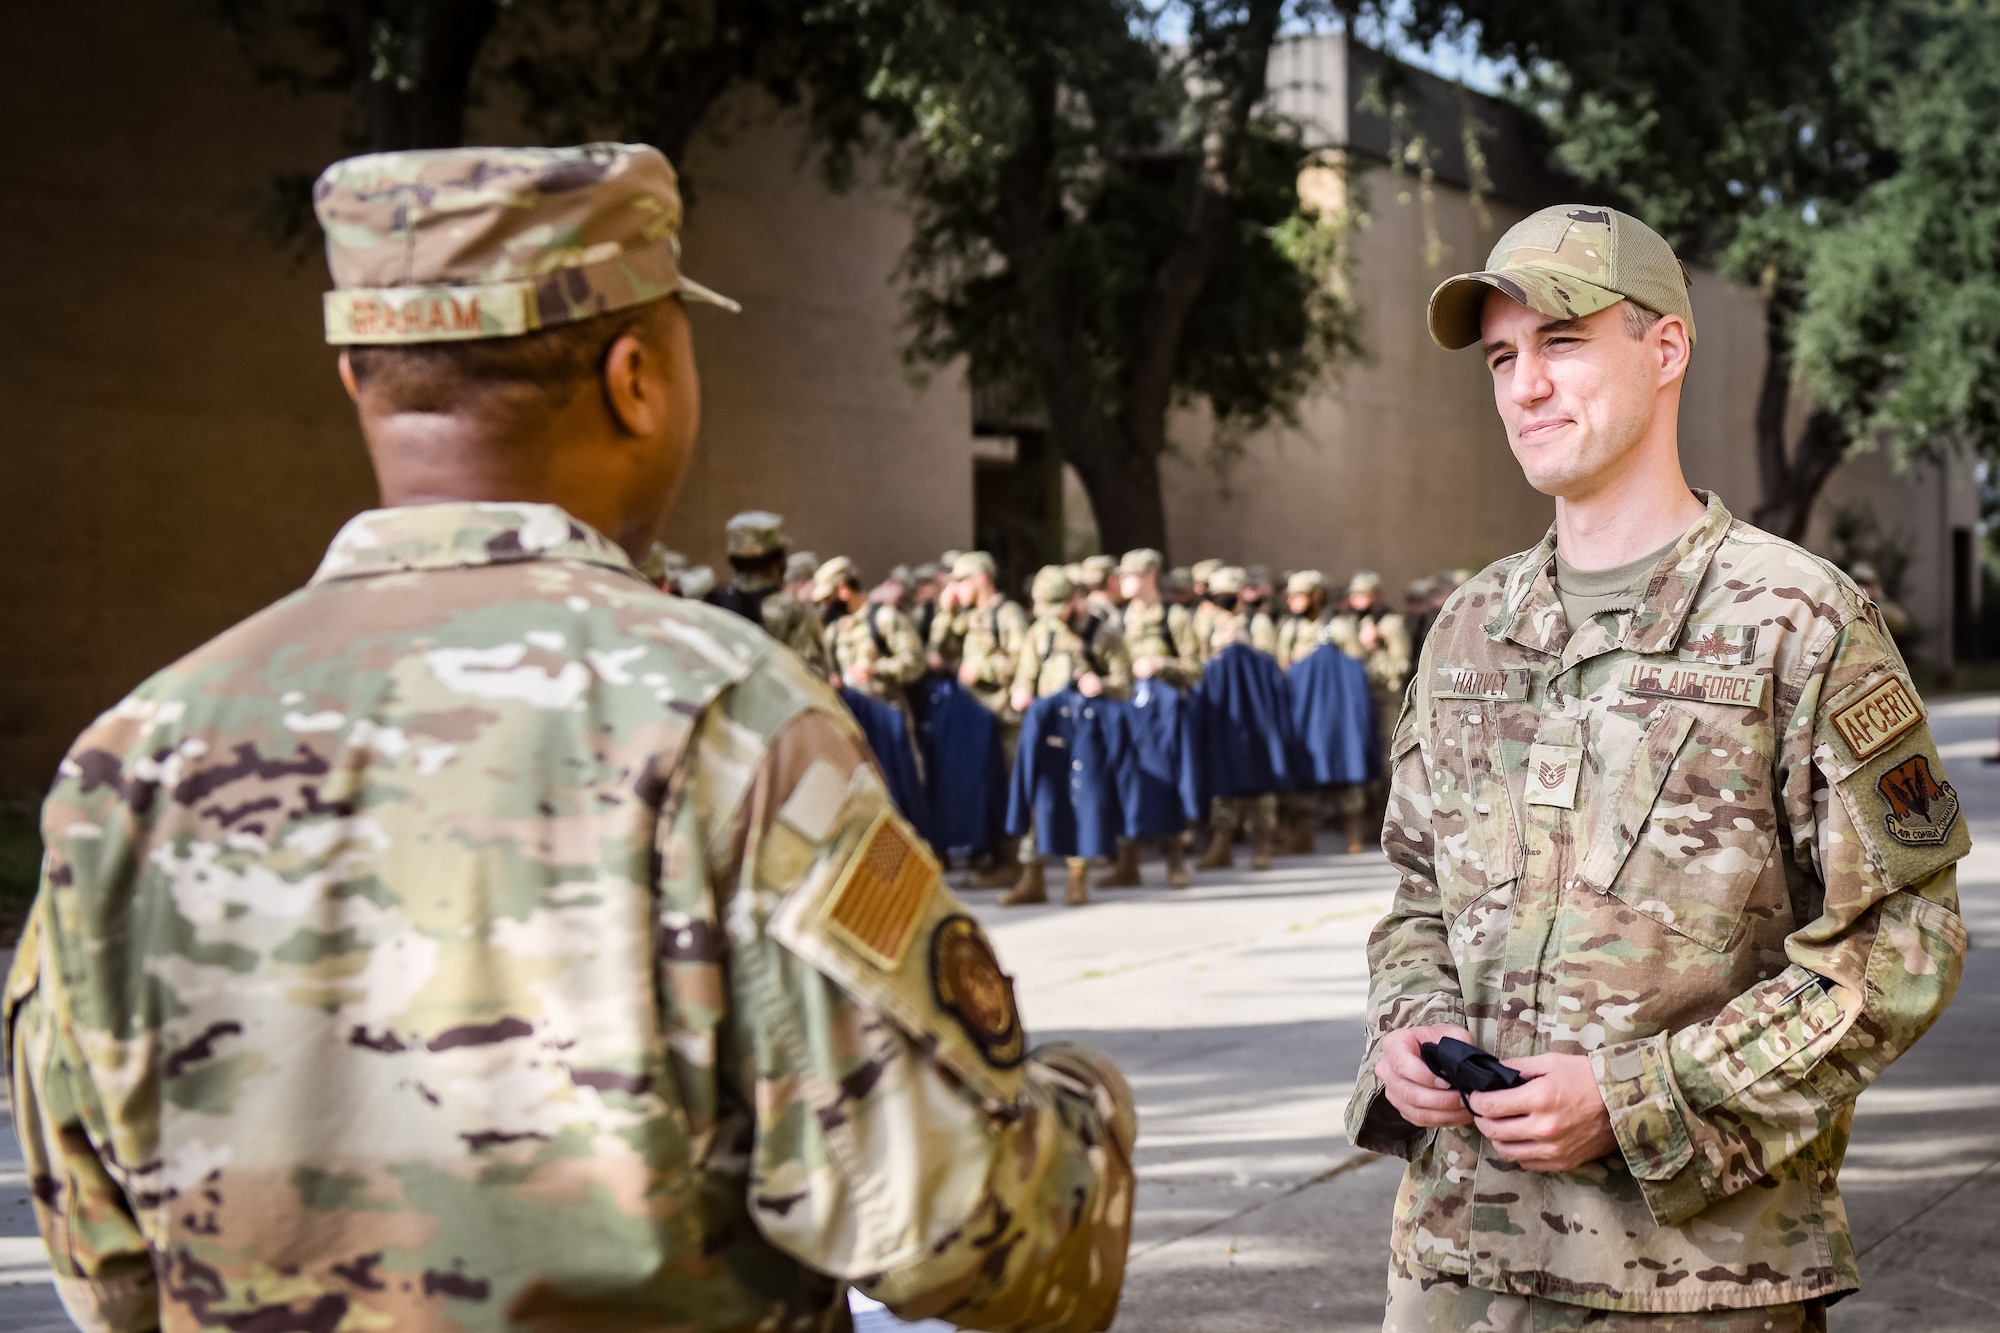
left=1120, top=0, right=1285, bottom=458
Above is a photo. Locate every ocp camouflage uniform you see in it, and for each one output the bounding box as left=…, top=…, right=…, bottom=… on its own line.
left=1187, top=572, right=1279, bottom=863
left=1275, top=611, right=1334, bottom=671
left=930, top=599, right=1030, bottom=716
left=8, top=503, right=1139, bottom=1333
left=1119, top=599, right=1201, bottom=690
left=1012, top=613, right=1133, bottom=705
left=711, top=570, right=831, bottom=677
left=1329, top=606, right=1411, bottom=837
left=829, top=602, right=926, bottom=709
left=1348, top=493, right=1968, bottom=1320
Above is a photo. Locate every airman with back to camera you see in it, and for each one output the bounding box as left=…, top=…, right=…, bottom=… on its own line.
left=8, top=142, right=1136, bottom=1333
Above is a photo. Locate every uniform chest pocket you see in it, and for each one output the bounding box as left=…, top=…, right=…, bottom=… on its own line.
left=1427, top=699, right=1525, bottom=918
left=1577, top=704, right=1777, bottom=951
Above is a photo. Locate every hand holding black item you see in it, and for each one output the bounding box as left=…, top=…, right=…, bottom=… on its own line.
left=1420, top=1036, right=1527, bottom=1111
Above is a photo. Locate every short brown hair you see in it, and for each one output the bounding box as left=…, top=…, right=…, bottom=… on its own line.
left=1621, top=300, right=1665, bottom=339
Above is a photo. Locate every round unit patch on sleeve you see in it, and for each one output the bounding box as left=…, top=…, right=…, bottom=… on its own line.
left=929, top=914, right=1026, bottom=1068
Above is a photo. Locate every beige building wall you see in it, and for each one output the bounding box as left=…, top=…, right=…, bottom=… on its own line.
left=1161, top=166, right=1770, bottom=598
left=0, top=3, right=971, bottom=793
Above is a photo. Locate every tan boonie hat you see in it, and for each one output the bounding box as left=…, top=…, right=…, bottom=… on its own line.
left=1032, top=565, right=1074, bottom=608
left=1286, top=569, right=1325, bottom=597
left=724, top=510, right=787, bottom=558
left=1118, top=548, right=1163, bottom=576
left=809, top=556, right=857, bottom=602
left=1427, top=204, right=1695, bottom=351
left=315, top=143, right=740, bottom=346
left=951, top=550, right=997, bottom=581
left=1208, top=566, right=1247, bottom=596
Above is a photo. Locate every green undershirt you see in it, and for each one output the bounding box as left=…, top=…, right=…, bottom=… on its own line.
left=1554, top=535, right=1680, bottom=628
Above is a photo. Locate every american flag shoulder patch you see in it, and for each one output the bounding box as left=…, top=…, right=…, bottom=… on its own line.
left=821, top=808, right=940, bottom=970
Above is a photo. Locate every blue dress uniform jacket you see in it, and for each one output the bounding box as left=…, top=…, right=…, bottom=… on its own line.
left=1107, top=681, right=1191, bottom=837
left=1007, top=691, right=1127, bottom=858
left=915, top=674, right=1005, bottom=857
left=1287, top=642, right=1379, bottom=785
left=839, top=687, right=933, bottom=843
left=1185, top=643, right=1296, bottom=809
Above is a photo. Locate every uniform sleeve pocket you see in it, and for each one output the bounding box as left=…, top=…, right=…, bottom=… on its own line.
left=1582, top=704, right=1776, bottom=952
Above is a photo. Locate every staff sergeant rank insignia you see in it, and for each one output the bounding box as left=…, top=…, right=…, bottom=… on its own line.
left=930, top=915, right=1026, bottom=1068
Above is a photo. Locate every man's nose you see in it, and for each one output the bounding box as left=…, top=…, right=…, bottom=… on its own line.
left=1506, top=351, right=1552, bottom=408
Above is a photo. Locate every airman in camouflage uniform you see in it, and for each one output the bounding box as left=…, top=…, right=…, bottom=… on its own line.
left=928, top=552, right=1029, bottom=713
left=7, top=143, right=1135, bottom=1333
left=1351, top=203, right=1967, bottom=1331
left=1275, top=570, right=1336, bottom=854
left=1192, top=566, right=1279, bottom=870
left=1003, top=567, right=1132, bottom=908
left=1329, top=570, right=1410, bottom=851
left=1098, top=549, right=1200, bottom=889
left=705, top=509, right=831, bottom=676
left=930, top=552, right=1033, bottom=889
left=811, top=556, right=926, bottom=712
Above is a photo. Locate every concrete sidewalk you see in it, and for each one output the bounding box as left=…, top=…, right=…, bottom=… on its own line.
left=6, top=700, right=2000, bottom=1331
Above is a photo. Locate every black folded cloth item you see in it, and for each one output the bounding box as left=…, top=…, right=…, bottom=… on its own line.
left=1419, top=1036, right=1527, bottom=1111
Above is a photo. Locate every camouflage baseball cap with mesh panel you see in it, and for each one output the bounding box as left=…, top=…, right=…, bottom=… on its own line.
left=1427, top=204, right=1695, bottom=351
left=315, top=143, right=739, bottom=345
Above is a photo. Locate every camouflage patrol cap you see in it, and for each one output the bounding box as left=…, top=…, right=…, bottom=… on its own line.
left=951, top=550, right=997, bottom=581
left=678, top=564, right=716, bottom=600
left=1286, top=569, right=1325, bottom=597
left=315, top=143, right=739, bottom=346
left=1118, top=548, right=1163, bottom=576
left=1209, top=565, right=1247, bottom=595
left=1165, top=566, right=1193, bottom=592
left=1427, top=204, right=1695, bottom=351
left=1191, top=558, right=1225, bottom=585
left=785, top=550, right=819, bottom=584
left=912, top=561, right=942, bottom=584
left=1032, top=565, right=1075, bottom=608
left=939, top=548, right=964, bottom=569
left=1347, top=570, right=1382, bottom=595
left=809, top=555, right=858, bottom=602
left=724, top=509, right=787, bottom=558
left=637, top=542, right=685, bottom=584
left=1080, top=554, right=1116, bottom=586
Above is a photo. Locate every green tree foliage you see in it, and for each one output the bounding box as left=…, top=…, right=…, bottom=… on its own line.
left=1792, top=3, right=2000, bottom=472
left=216, top=0, right=1365, bottom=559
left=875, top=0, right=1362, bottom=553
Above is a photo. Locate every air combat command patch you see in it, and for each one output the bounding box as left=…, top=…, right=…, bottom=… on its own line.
left=930, top=914, right=1025, bottom=1068
left=1878, top=753, right=1960, bottom=847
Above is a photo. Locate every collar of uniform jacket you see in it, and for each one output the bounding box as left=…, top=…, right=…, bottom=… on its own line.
left=311, top=502, right=646, bottom=585
left=1486, top=489, right=1732, bottom=659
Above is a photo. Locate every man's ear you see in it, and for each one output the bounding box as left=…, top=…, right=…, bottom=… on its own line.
left=337, top=351, right=361, bottom=403
left=600, top=326, right=662, bottom=438
left=1653, top=314, right=1692, bottom=387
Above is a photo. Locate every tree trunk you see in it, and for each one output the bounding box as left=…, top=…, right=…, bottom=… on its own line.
left=339, top=0, right=502, bottom=151
left=1068, top=434, right=1170, bottom=556
left=1749, top=288, right=1849, bottom=543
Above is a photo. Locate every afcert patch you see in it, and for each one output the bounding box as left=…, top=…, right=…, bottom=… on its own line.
left=1832, top=676, right=1923, bottom=761
left=929, top=914, right=1025, bottom=1068
left=1678, top=623, right=1758, bottom=666
left=1877, top=754, right=1960, bottom=847
left=821, top=809, right=939, bottom=971
left=1524, top=743, right=1581, bottom=808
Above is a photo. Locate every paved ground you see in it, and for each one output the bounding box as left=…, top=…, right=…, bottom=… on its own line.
left=9, top=699, right=2000, bottom=1331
